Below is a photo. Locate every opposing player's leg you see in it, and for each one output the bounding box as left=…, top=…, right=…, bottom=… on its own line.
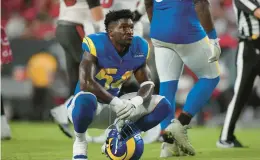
left=152, top=39, right=185, bottom=157
left=51, top=21, right=85, bottom=138
left=1, top=95, right=11, bottom=140
left=166, top=37, right=220, bottom=155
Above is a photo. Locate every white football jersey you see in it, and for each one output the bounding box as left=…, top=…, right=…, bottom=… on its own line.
left=99, top=0, right=145, bottom=36
left=58, top=0, right=96, bottom=34
left=59, top=0, right=92, bottom=24
left=100, top=0, right=145, bottom=14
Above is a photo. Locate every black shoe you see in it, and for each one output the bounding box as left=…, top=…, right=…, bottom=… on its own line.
left=1, top=136, right=11, bottom=140
left=58, top=124, right=73, bottom=138
left=216, top=139, right=244, bottom=148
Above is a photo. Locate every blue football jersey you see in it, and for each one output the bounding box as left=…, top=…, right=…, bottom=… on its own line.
left=76, top=32, right=150, bottom=96
left=150, top=0, right=206, bottom=44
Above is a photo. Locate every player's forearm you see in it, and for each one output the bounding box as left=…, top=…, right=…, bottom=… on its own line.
left=86, top=0, right=101, bottom=9
left=81, top=79, right=114, bottom=103
left=144, top=0, right=153, bottom=22
left=133, top=0, right=146, bottom=22
left=194, top=0, right=215, bottom=33
left=137, top=0, right=146, bottom=16
left=90, top=6, right=104, bottom=22
left=235, top=0, right=260, bottom=15
left=137, top=83, right=154, bottom=102
left=79, top=61, right=113, bottom=104
left=86, top=0, right=103, bottom=21
left=135, top=64, right=155, bottom=102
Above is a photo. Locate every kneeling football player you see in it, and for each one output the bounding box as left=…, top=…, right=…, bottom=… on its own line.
left=67, top=9, right=172, bottom=160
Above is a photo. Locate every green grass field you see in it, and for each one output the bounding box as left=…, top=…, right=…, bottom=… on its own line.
left=1, top=122, right=260, bottom=160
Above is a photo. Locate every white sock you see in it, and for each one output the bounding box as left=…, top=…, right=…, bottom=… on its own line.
left=73, top=131, right=87, bottom=156
left=74, top=131, right=86, bottom=142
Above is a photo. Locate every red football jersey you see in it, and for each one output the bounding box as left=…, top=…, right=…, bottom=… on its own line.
left=1, top=26, right=13, bottom=64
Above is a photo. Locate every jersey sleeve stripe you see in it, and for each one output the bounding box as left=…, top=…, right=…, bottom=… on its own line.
left=144, top=40, right=150, bottom=60
left=83, top=37, right=90, bottom=49
left=85, top=37, right=97, bottom=57
left=147, top=43, right=150, bottom=60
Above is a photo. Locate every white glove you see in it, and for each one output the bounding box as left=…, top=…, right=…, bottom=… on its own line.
left=110, top=96, right=144, bottom=120
left=110, top=97, right=133, bottom=120
left=117, top=100, right=136, bottom=120
left=121, top=96, right=144, bottom=121
left=208, top=38, right=221, bottom=63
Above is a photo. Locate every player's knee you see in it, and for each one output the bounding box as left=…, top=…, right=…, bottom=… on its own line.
left=75, top=93, right=97, bottom=105
left=73, top=93, right=97, bottom=120
left=72, top=93, right=97, bottom=132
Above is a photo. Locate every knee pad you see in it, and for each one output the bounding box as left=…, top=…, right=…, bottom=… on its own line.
left=74, top=92, right=97, bottom=107
left=72, top=92, right=97, bottom=132
left=71, top=92, right=97, bottom=120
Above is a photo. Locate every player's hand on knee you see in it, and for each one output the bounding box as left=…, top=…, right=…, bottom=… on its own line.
left=117, top=99, right=136, bottom=120
left=119, top=96, right=144, bottom=121
left=110, top=97, right=127, bottom=116
left=129, top=96, right=143, bottom=108
left=208, top=38, right=221, bottom=63
left=110, top=97, right=135, bottom=120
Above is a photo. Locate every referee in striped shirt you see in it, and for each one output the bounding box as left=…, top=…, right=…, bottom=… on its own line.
left=217, top=0, right=260, bottom=148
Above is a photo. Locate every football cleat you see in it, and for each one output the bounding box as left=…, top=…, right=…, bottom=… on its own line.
left=160, top=131, right=186, bottom=157
left=160, top=142, right=183, bottom=157
left=51, top=97, right=73, bottom=138
left=216, top=139, right=244, bottom=148
left=165, top=119, right=195, bottom=156
left=58, top=123, right=73, bottom=138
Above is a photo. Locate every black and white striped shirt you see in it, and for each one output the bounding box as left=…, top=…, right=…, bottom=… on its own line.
left=233, top=0, right=260, bottom=39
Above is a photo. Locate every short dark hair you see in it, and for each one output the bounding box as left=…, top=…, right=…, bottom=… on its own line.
left=104, top=9, right=134, bottom=32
